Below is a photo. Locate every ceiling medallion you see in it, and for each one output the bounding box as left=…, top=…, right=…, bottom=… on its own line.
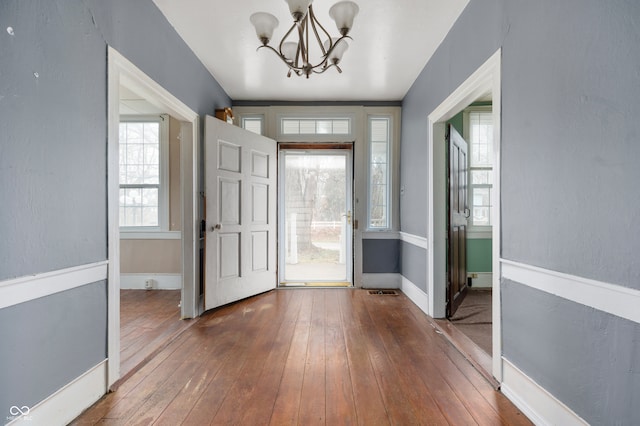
left=250, top=0, right=359, bottom=78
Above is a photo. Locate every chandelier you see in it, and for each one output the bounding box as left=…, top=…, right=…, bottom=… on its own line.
left=250, top=0, right=359, bottom=78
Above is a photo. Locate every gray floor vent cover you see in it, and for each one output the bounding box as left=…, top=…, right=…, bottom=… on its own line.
left=368, top=290, right=398, bottom=295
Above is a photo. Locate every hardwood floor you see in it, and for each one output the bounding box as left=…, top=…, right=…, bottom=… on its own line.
left=120, top=290, right=195, bottom=381
left=74, top=289, right=531, bottom=425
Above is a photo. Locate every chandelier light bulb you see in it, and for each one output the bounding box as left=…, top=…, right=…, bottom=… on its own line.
left=284, top=0, right=314, bottom=22
left=324, top=38, right=349, bottom=64
left=250, top=12, right=279, bottom=45
left=329, top=1, right=359, bottom=36
left=250, top=0, right=357, bottom=78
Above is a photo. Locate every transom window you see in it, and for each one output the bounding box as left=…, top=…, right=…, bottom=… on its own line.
left=119, top=115, right=168, bottom=229
left=242, top=116, right=264, bottom=135
left=281, top=118, right=350, bottom=135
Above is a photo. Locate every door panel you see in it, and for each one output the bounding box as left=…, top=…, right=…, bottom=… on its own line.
left=447, top=124, right=469, bottom=317
left=204, top=116, right=277, bottom=311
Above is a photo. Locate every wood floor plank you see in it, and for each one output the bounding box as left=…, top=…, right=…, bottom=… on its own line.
left=182, top=291, right=290, bottom=425
left=362, top=293, right=465, bottom=425
left=269, top=289, right=314, bottom=425
left=324, top=290, right=358, bottom=425
left=297, top=290, right=327, bottom=425
left=238, top=291, right=305, bottom=424
left=74, top=288, right=532, bottom=426
left=349, top=290, right=422, bottom=424
left=338, top=290, right=391, bottom=426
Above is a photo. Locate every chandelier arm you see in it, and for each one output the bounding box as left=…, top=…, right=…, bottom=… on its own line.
left=308, top=6, right=332, bottom=58
left=257, top=45, right=305, bottom=73
left=278, top=22, right=298, bottom=54
left=278, top=22, right=301, bottom=68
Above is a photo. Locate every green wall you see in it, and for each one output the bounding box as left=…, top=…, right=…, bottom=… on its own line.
left=467, top=238, right=492, bottom=272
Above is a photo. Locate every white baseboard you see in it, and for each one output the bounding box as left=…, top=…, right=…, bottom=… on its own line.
left=361, top=273, right=401, bottom=289
left=120, top=273, right=182, bottom=290
left=401, top=276, right=429, bottom=315
left=469, top=272, right=492, bottom=288
left=501, top=358, right=588, bottom=426
left=7, top=360, right=107, bottom=425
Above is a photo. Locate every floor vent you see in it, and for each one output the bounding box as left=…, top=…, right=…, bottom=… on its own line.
left=368, top=290, right=398, bottom=295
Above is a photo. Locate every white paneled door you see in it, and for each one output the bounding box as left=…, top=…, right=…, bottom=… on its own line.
left=204, top=116, right=277, bottom=311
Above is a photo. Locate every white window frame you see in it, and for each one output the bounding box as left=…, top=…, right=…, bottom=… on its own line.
left=119, top=114, right=170, bottom=233
left=366, top=114, right=393, bottom=231
left=275, top=112, right=356, bottom=142
left=241, top=114, right=265, bottom=135
left=463, top=105, right=493, bottom=239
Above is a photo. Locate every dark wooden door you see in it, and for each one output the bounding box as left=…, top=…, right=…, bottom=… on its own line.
left=447, top=124, right=469, bottom=318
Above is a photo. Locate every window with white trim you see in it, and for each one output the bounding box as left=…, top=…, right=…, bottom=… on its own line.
left=119, top=115, right=169, bottom=230
left=281, top=118, right=350, bottom=135
left=242, top=116, right=264, bottom=135
left=465, top=109, right=493, bottom=228
left=368, top=116, right=391, bottom=229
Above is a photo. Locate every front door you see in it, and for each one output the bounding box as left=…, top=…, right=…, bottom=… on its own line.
left=447, top=125, right=469, bottom=317
left=278, top=145, right=353, bottom=287
left=204, top=116, right=277, bottom=310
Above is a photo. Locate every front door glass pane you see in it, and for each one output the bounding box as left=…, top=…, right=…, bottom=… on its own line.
left=281, top=151, right=352, bottom=285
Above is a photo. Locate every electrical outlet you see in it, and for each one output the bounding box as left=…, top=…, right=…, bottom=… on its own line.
left=144, top=279, right=154, bottom=290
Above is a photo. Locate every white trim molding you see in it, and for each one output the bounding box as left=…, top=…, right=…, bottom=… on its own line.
left=361, top=273, right=401, bottom=289
left=6, top=361, right=107, bottom=426
left=119, top=231, right=182, bottom=240
left=501, top=358, right=588, bottom=426
left=0, top=261, right=108, bottom=310
left=399, top=232, right=428, bottom=249
left=120, top=273, right=182, bottom=290
left=361, top=231, right=400, bottom=240
left=501, top=259, right=640, bottom=325
left=401, top=276, right=430, bottom=315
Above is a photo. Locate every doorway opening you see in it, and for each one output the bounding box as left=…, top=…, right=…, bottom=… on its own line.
left=278, top=144, right=354, bottom=287
left=427, top=50, right=502, bottom=382
left=443, top=106, right=495, bottom=369
left=107, top=47, right=200, bottom=387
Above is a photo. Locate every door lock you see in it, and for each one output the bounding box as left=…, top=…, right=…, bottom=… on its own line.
left=211, top=223, right=221, bottom=232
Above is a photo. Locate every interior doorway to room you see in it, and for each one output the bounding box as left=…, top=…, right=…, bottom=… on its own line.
left=446, top=107, right=494, bottom=358
left=427, top=50, right=501, bottom=381
left=117, top=84, right=190, bottom=379
left=278, top=145, right=354, bottom=287
left=107, top=47, right=200, bottom=387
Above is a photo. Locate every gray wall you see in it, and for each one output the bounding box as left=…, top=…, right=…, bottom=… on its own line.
left=502, top=280, right=640, bottom=425
left=401, top=0, right=640, bottom=423
left=0, top=282, right=107, bottom=416
left=400, top=242, right=427, bottom=292
left=0, top=0, right=229, bottom=417
left=362, top=239, right=400, bottom=273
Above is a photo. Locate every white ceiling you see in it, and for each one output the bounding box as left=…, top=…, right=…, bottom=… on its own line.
left=152, top=0, right=469, bottom=102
